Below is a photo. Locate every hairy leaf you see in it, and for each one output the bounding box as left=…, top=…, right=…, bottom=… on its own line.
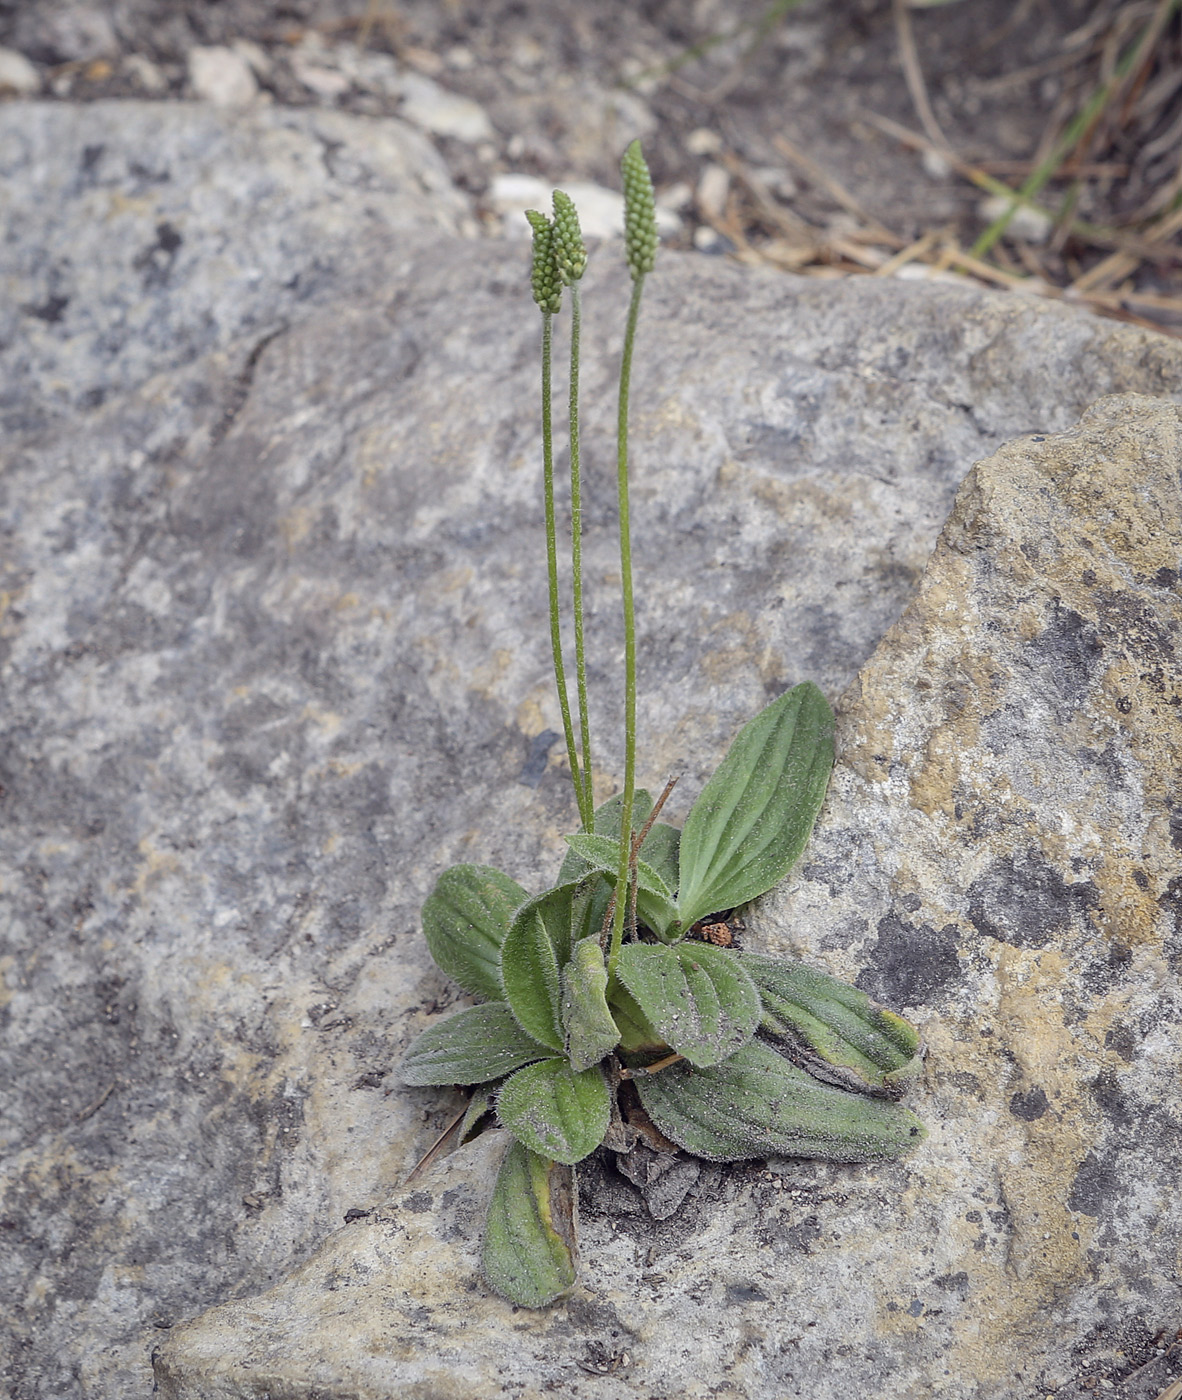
left=609, top=983, right=668, bottom=1054
left=676, top=683, right=834, bottom=930
left=614, top=942, right=760, bottom=1067
left=633, top=1038, right=927, bottom=1163
left=482, top=1139, right=577, bottom=1307
left=738, top=951, right=923, bottom=1096
left=422, top=864, right=529, bottom=1001
left=563, top=832, right=680, bottom=939
left=500, top=882, right=596, bottom=1051
left=562, top=936, right=621, bottom=1071
left=399, top=1003, right=551, bottom=1087
left=459, top=1090, right=494, bottom=1144
left=557, top=790, right=654, bottom=884
left=638, top=820, right=681, bottom=895
left=497, top=1058, right=611, bottom=1165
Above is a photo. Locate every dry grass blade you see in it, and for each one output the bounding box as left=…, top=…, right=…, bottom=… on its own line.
left=772, top=134, right=898, bottom=240
left=893, top=0, right=955, bottom=156
left=972, top=0, right=1181, bottom=257
left=859, top=108, right=1177, bottom=260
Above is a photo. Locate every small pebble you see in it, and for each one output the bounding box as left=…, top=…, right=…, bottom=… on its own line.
left=979, top=194, right=1053, bottom=244
left=0, top=47, right=40, bottom=97
left=188, top=45, right=258, bottom=108
left=122, top=53, right=168, bottom=93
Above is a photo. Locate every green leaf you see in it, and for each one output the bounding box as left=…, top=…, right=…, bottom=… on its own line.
left=497, top=1058, right=611, bottom=1165
left=399, top=1003, right=551, bottom=1086
left=562, top=936, right=621, bottom=1072
left=608, top=983, right=668, bottom=1054
left=676, top=683, right=835, bottom=930
left=738, top=951, right=923, bottom=1096
left=482, top=1139, right=577, bottom=1307
left=422, top=864, right=529, bottom=1001
left=500, top=882, right=596, bottom=1051
left=614, top=942, right=760, bottom=1067
left=638, top=820, right=681, bottom=893
left=459, top=1090, right=494, bottom=1144
left=563, top=832, right=680, bottom=940
left=632, top=1038, right=927, bottom=1163
left=557, top=790, right=654, bottom=885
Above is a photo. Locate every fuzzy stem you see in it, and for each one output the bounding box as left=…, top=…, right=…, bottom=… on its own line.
left=606, top=274, right=646, bottom=982
left=568, top=283, right=594, bottom=832
left=541, top=309, right=586, bottom=824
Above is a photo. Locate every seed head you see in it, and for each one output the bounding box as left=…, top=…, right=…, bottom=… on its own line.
left=551, top=190, right=588, bottom=286
left=621, top=139, right=658, bottom=281
left=525, top=209, right=562, bottom=314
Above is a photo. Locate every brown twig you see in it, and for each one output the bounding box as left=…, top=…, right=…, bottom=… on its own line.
left=618, top=1053, right=686, bottom=1080
left=892, top=0, right=955, bottom=157
left=773, top=133, right=897, bottom=239
left=403, top=1101, right=468, bottom=1185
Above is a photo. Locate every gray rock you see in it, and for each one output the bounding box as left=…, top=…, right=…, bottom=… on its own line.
left=0, top=100, right=470, bottom=439
left=2, top=98, right=1181, bottom=1397
left=150, top=392, right=1182, bottom=1400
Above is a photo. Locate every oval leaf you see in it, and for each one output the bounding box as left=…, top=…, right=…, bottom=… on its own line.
left=676, top=683, right=835, bottom=930
left=738, top=951, right=923, bottom=1096
left=633, top=1038, right=927, bottom=1163
left=399, top=1003, right=551, bottom=1087
left=638, top=821, right=681, bottom=895
left=482, top=1139, right=577, bottom=1308
left=562, top=936, right=621, bottom=1072
left=500, top=882, right=595, bottom=1050
left=497, top=1058, right=611, bottom=1165
left=614, top=942, right=760, bottom=1067
left=563, top=832, right=680, bottom=940
left=557, top=790, right=654, bottom=885
left=422, top=864, right=529, bottom=1001
left=609, top=983, right=668, bottom=1054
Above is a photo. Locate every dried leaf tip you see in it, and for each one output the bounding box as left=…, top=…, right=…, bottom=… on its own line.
left=621, top=139, right=658, bottom=281
left=551, top=191, right=587, bottom=285
left=526, top=209, right=563, bottom=313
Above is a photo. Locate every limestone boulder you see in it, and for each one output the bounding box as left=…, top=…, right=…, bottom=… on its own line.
left=2, top=98, right=1182, bottom=1400
left=147, top=394, right=1182, bottom=1400
left=0, top=100, right=470, bottom=439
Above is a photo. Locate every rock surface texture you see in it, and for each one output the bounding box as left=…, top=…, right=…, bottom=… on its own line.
left=1, top=98, right=1181, bottom=1400
left=147, top=395, right=1182, bottom=1400
left=0, top=100, right=469, bottom=438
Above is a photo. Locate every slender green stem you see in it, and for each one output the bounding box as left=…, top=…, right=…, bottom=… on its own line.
left=540, top=309, right=587, bottom=825
left=568, top=283, right=593, bottom=832
left=607, top=275, right=646, bottom=983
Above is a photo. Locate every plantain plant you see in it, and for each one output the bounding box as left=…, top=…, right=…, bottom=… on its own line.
left=399, top=140, right=926, bottom=1308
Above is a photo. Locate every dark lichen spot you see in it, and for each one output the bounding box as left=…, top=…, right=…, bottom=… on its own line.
left=403, top=1191, right=434, bottom=1213
left=1089, top=1067, right=1134, bottom=1128
left=1022, top=601, right=1102, bottom=717
left=23, top=294, right=69, bottom=324
left=726, top=1282, right=769, bottom=1305
left=855, top=913, right=960, bottom=1007
left=1008, top=1087, right=1048, bottom=1121
left=967, top=851, right=1099, bottom=949
left=1103, top=1024, right=1136, bottom=1063
left=1067, top=1150, right=1123, bottom=1217
left=517, top=729, right=560, bottom=788
left=783, top=1216, right=821, bottom=1255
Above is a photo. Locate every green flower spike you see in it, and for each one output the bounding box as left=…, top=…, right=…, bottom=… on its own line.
left=551, top=190, right=588, bottom=286
left=525, top=210, right=562, bottom=314
left=621, top=138, right=658, bottom=281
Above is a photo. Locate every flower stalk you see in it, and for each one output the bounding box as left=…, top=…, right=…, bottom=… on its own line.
left=607, top=139, right=659, bottom=983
